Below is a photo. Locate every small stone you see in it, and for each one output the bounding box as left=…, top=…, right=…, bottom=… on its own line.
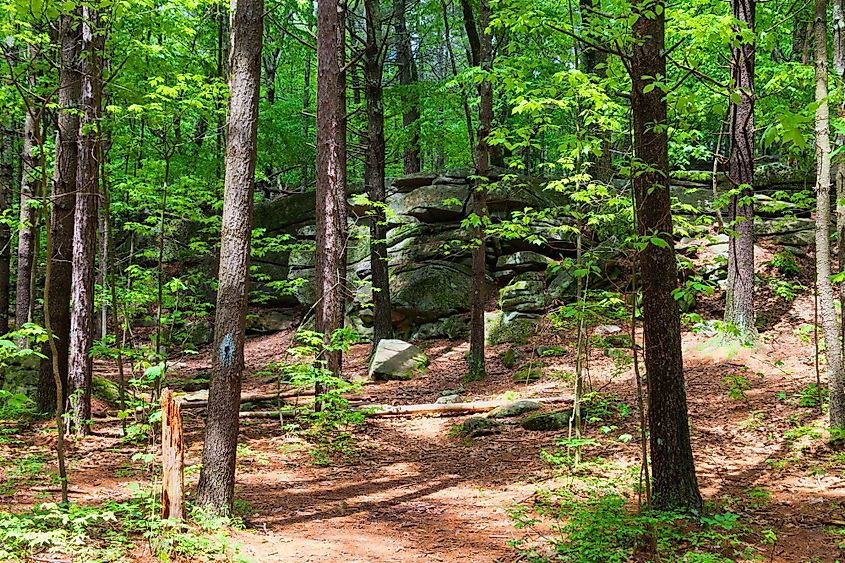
left=369, top=339, right=429, bottom=381
left=594, top=325, right=622, bottom=335
left=520, top=410, right=573, bottom=431
left=488, top=400, right=542, bottom=419
left=512, top=360, right=544, bottom=384
left=534, top=345, right=566, bottom=357
left=436, top=394, right=461, bottom=404
left=454, top=416, right=500, bottom=437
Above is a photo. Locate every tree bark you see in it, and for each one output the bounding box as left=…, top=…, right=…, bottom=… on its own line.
left=67, top=5, right=103, bottom=435
left=468, top=0, right=492, bottom=379
left=365, top=0, right=392, bottom=346
left=814, top=0, right=845, bottom=429
left=38, top=12, right=80, bottom=413
left=392, top=0, right=421, bottom=173
left=724, top=0, right=757, bottom=341
left=16, top=45, right=41, bottom=340
left=0, top=126, right=12, bottom=333
left=315, top=0, right=349, bottom=379
left=196, top=0, right=263, bottom=516
left=629, top=0, right=702, bottom=512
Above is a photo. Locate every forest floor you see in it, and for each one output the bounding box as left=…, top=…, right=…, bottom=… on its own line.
left=4, top=291, right=845, bottom=561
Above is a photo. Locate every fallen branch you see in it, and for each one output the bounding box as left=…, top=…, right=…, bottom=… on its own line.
left=237, top=395, right=571, bottom=419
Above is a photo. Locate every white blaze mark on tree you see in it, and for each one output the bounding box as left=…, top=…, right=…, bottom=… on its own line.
left=219, top=333, right=234, bottom=367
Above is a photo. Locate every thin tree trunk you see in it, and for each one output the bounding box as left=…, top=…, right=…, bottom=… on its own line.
left=365, top=0, right=392, bottom=346
left=468, top=0, right=492, bottom=379
left=630, top=0, right=702, bottom=512
left=301, top=49, right=312, bottom=191
left=16, top=45, right=41, bottom=342
left=832, top=0, right=845, bottom=349
left=441, top=0, right=475, bottom=157
left=195, top=0, right=263, bottom=516
left=392, top=0, right=421, bottom=173
left=315, top=0, right=348, bottom=380
left=724, top=0, right=757, bottom=341
left=67, top=5, right=103, bottom=435
left=0, top=126, right=12, bottom=333
left=814, top=0, right=845, bottom=429
left=38, top=12, right=80, bottom=413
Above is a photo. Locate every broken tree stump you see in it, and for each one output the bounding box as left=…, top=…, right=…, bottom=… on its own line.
left=161, top=388, right=184, bottom=521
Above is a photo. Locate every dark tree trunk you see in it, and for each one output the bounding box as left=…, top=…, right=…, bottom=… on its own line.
left=468, top=0, right=492, bottom=379
left=392, top=0, right=420, bottom=173
left=67, top=5, right=103, bottom=435
left=16, top=46, right=40, bottom=339
left=38, top=12, right=80, bottom=413
left=196, top=0, right=263, bottom=515
left=580, top=0, right=612, bottom=183
left=629, top=0, right=702, bottom=512
left=315, top=0, right=348, bottom=378
left=365, top=0, right=392, bottom=345
left=0, top=127, right=12, bottom=333
left=724, top=0, right=757, bottom=340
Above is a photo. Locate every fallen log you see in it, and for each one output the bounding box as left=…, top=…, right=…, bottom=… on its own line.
left=181, top=388, right=314, bottom=408
left=237, top=395, right=571, bottom=419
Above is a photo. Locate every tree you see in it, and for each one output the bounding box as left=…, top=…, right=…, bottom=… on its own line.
left=0, top=126, right=11, bottom=333
left=315, top=0, right=349, bottom=379
left=467, top=0, right=492, bottom=379
left=723, top=0, right=757, bottom=341
left=629, top=0, right=702, bottom=512
left=67, top=4, right=103, bottom=435
left=364, top=0, right=392, bottom=345
left=38, top=11, right=80, bottom=413
left=196, top=0, right=264, bottom=515
left=813, top=0, right=845, bottom=429
left=392, top=0, right=420, bottom=173
left=16, top=44, right=40, bottom=340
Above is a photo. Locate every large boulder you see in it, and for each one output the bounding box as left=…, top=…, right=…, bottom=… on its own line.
left=392, top=261, right=473, bottom=325
left=485, top=310, right=540, bottom=345
left=369, top=339, right=429, bottom=381
left=520, top=410, right=573, bottom=431
left=388, top=184, right=469, bottom=223
left=500, top=272, right=545, bottom=313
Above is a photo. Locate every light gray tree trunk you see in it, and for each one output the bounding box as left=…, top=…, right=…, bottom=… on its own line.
left=67, top=5, right=103, bottom=435
left=814, top=0, right=845, bottom=429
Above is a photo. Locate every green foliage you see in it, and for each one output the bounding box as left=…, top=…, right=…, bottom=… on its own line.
left=767, top=250, right=800, bottom=277
left=274, top=328, right=368, bottom=465
left=509, top=490, right=751, bottom=562
left=799, top=383, right=828, bottom=408
left=722, top=374, right=751, bottom=401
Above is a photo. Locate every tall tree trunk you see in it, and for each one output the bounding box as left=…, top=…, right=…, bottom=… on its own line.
left=630, top=0, right=702, bottom=512
left=365, top=0, right=392, bottom=345
left=301, top=49, right=312, bottom=191
left=392, top=0, right=421, bottom=173
left=315, top=0, right=348, bottom=378
left=0, top=126, right=12, bottom=333
left=580, top=0, right=611, bottom=182
left=38, top=13, right=80, bottom=413
left=814, top=0, right=845, bottom=429
left=67, top=5, right=103, bottom=435
left=196, top=0, right=263, bottom=516
left=831, top=0, right=845, bottom=349
left=16, top=45, right=41, bottom=341
left=468, top=0, right=492, bottom=379
left=724, top=0, right=757, bottom=340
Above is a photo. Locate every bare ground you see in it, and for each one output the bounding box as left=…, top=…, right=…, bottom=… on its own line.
left=3, top=292, right=845, bottom=561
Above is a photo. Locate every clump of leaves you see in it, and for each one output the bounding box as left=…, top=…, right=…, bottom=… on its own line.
left=509, top=489, right=751, bottom=562
left=278, top=328, right=368, bottom=465
left=767, top=249, right=800, bottom=277
left=799, top=383, right=827, bottom=408
left=723, top=374, right=751, bottom=401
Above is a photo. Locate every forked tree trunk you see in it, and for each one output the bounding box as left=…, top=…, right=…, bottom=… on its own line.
left=67, top=5, right=103, bottom=435
left=630, top=0, right=702, bottom=512
left=38, top=12, right=80, bottom=413
left=365, top=0, right=392, bottom=346
left=315, top=0, right=348, bottom=378
left=393, top=0, right=421, bottom=173
left=724, top=0, right=757, bottom=340
left=196, top=0, right=263, bottom=516
left=814, top=0, right=845, bottom=429
left=16, top=46, right=41, bottom=340
left=468, top=0, right=492, bottom=379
